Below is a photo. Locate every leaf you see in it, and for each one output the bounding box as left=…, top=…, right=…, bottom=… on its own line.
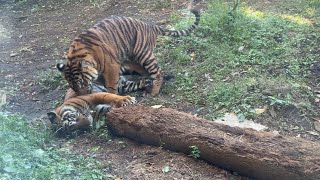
left=255, top=108, right=266, bottom=114
left=3, top=166, right=17, bottom=173
left=307, top=131, right=319, bottom=136
left=162, top=165, right=170, bottom=173
left=151, top=105, right=163, bottom=109
left=237, top=113, right=245, bottom=123
left=33, top=149, right=45, bottom=158
left=238, top=45, right=245, bottom=52
left=190, top=52, right=196, bottom=61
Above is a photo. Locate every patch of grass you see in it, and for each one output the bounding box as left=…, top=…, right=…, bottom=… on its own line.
left=153, top=0, right=171, bottom=10
left=38, top=69, right=67, bottom=90
left=156, top=0, right=320, bottom=119
left=89, top=0, right=107, bottom=7
left=0, top=112, right=105, bottom=179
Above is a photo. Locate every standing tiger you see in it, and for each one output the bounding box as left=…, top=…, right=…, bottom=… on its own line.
left=57, top=9, right=200, bottom=96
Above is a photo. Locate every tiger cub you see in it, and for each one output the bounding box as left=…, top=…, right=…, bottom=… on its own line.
left=47, top=92, right=136, bottom=134
left=57, top=9, right=200, bottom=97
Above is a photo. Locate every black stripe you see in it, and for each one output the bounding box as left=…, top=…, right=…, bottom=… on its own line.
left=101, top=20, right=121, bottom=51
left=68, top=54, right=87, bottom=61
left=108, top=20, right=128, bottom=58
left=76, top=97, right=90, bottom=106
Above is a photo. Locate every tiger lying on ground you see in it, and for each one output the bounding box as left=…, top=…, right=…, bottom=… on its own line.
left=57, top=9, right=200, bottom=97
left=47, top=92, right=136, bottom=135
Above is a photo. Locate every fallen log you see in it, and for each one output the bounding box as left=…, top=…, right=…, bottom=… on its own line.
left=106, top=105, right=320, bottom=180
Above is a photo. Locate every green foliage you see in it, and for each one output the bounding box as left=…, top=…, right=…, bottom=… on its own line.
left=153, top=0, right=171, bottom=10
left=162, top=165, right=170, bottom=173
left=189, top=145, right=200, bottom=159
left=0, top=112, right=104, bottom=179
left=157, top=0, right=320, bottom=119
left=89, top=0, right=106, bottom=7
left=38, top=69, right=67, bottom=90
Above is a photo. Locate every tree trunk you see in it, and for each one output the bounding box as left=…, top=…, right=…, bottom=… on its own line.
left=106, top=105, right=320, bottom=180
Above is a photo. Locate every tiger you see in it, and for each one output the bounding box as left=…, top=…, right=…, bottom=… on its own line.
left=63, top=76, right=152, bottom=101
left=56, top=9, right=200, bottom=97
left=47, top=92, right=136, bottom=135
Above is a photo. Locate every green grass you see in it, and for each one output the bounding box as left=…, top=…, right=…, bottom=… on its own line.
left=38, top=69, right=67, bottom=90
left=157, top=0, right=320, bottom=119
left=0, top=112, right=105, bottom=179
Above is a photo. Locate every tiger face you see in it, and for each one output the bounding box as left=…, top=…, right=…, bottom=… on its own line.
left=47, top=109, right=93, bottom=135
left=57, top=60, right=98, bottom=95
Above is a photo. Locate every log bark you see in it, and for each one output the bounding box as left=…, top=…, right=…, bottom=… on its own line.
left=106, top=105, right=320, bottom=180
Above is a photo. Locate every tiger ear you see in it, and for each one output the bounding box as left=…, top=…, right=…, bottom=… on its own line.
left=56, top=63, right=65, bottom=72
left=47, top=111, right=58, bottom=124
left=80, top=61, right=91, bottom=69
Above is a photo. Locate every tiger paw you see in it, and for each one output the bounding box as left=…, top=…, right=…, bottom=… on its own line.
left=116, top=96, right=136, bottom=107
left=144, top=79, right=153, bottom=94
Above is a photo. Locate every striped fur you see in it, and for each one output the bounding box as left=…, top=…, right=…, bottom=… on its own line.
left=47, top=92, right=136, bottom=134
left=57, top=9, right=200, bottom=96
left=63, top=78, right=152, bottom=101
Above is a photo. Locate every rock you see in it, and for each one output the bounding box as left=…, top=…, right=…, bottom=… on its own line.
left=10, top=53, right=18, bottom=57
left=314, top=121, right=320, bottom=132
left=0, top=90, right=6, bottom=107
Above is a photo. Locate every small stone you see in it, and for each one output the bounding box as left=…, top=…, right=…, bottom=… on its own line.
left=307, top=131, right=319, bottom=136
left=272, top=130, right=279, bottom=136
left=10, top=53, right=18, bottom=57
left=238, top=46, right=245, bottom=52
left=314, top=121, right=320, bottom=132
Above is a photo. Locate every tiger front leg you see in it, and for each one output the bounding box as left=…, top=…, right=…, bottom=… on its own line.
left=103, top=64, right=121, bottom=94
left=150, top=70, right=164, bottom=96
left=113, top=95, right=137, bottom=107
left=91, top=92, right=137, bottom=108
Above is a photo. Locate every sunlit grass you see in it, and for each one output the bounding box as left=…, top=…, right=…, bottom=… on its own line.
left=156, top=0, right=319, bottom=120
left=280, top=14, right=312, bottom=25
left=243, top=8, right=265, bottom=19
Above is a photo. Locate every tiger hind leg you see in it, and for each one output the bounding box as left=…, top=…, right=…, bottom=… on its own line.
left=139, top=53, right=164, bottom=96
left=117, top=76, right=152, bottom=95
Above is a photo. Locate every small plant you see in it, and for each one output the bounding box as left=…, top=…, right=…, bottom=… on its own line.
left=162, top=165, right=170, bottom=173
left=107, top=160, right=112, bottom=171
left=189, top=145, right=200, bottom=159
left=38, top=69, right=67, bottom=90
left=89, top=0, right=106, bottom=7
left=31, top=4, right=40, bottom=12
left=268, top=95, right=291, bottom=106
left=153, top=0, right=171, bottom=10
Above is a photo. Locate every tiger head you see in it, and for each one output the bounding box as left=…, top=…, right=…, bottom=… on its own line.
left=57, top=55, right=98, bottom=95
left=47, top=109, right=93, bottom=136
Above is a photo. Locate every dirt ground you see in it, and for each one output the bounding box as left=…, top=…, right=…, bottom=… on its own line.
left=0, top=0, right=249, bottom=179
